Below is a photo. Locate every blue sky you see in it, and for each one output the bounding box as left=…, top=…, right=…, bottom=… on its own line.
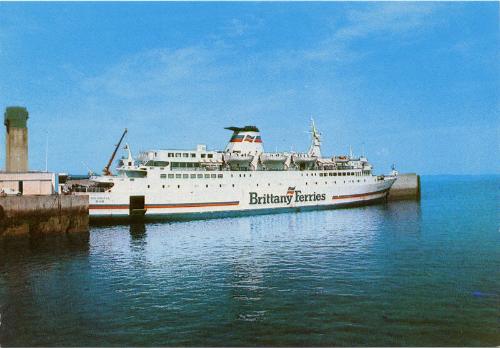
left=0, top=2, right=498, bottom=175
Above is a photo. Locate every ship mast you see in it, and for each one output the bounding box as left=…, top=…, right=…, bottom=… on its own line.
left=307, top=118, right=322, bottom=157
left=103, top=128, right=128, bottom=176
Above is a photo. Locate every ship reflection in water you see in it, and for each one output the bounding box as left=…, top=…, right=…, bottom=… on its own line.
left=130, top=222, right=147, bottom=241
left=0, top=176, right=498, bottom=346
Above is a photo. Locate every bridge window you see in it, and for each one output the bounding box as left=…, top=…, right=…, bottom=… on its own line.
left=191, top=153, right=196, bottom=158
left=168, top=153, right=174, bottom=157
left=145, top=160, right=169, bottom=167
left=197, top=174, right=203, bottom=178
left=205, top=174, right=210, bottom=178
left=207, top=154, right=213, bottom=158
left=201, top=154, right=206, bottom=158
left=218, top=174, right=223, bottom=178
left=175, top=174, right=181, bottom=178
left=168, top=174, right=174, bottom=178
left=211, top=174, right=216, bottom=178
left=183, top=174, right=188, bottom=179
left=190, top=174, right=196, bottom=179
left=160, top=174, right=166, bottom=179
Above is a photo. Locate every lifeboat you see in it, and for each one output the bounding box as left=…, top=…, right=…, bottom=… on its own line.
left=224, top=152, right=254, bottom=164
left=335, top=155, right=349, bottom=163
left=317, top=158, right=336, bottom=170
left=260, top=153, right=287, bottom=164
left=292, top=153, right=316, bottom=164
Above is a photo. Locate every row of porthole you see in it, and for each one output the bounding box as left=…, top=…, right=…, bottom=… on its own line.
left=146, top=179, right=368, bottom=189
left=318, top=172, right=365, bottom=177
left=143, top=172, right=368, bottom=180
left=160, top=173, right=224, bottom=179
left=156, top=172, right=341, bottom=180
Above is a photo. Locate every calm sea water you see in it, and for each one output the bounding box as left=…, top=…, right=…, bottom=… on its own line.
left=1, top=175, right=498, bottom=346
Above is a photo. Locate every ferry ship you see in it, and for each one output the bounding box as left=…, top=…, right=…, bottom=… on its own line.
left=75, top=121, right=397, bottom=220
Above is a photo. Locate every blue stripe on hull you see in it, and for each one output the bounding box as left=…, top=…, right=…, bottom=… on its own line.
left=90, top=194, right=388, bottom=225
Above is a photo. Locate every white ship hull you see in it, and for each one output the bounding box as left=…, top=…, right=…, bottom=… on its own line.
left=86, top=170, right=396, bottom=220
left=71, top=121, right=399, bottom=221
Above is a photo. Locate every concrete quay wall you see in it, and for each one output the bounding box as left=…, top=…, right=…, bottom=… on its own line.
left=0, top=195, right=89, bottom=248
left=388, top=173, right=421, bottom=201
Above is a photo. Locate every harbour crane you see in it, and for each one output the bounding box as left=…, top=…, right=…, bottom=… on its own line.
left=103, top=128, right=128, bottom=176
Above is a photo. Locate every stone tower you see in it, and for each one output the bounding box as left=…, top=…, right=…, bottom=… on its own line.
left=4, top=106, right=29, bottom=172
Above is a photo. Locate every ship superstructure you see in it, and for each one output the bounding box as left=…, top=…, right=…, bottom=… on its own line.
left=74, top=121, right=397, bottom=219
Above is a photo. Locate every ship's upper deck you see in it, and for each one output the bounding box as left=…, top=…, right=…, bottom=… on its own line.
left=116, top=121, right=374, bottom=175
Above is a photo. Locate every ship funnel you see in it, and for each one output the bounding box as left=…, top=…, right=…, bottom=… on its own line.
left=224, top=126, right=264, bottom=154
